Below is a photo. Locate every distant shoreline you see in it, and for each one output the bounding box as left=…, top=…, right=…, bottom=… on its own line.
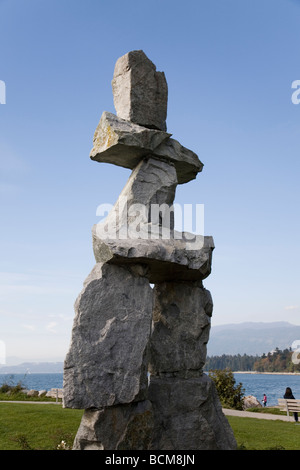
left=234, top=371, right=300, bottom=376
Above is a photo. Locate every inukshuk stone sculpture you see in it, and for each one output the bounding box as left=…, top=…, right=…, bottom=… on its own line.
left=63, top=50, right=237, bottom=451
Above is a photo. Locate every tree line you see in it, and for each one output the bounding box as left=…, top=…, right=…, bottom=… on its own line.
left=204, top=347, right=300, bottom=373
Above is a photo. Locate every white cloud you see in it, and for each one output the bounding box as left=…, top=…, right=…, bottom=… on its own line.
left=0, top=271, right=75, bottom=297
left=285, top=305, right=299, bottom=310
left=0, top=341, right=6, bottom=365
left=47, top=313, right=73, bottom=320
left=46, top=322, right=58, bottom=333
left=22, top=324, right=36, bottom=331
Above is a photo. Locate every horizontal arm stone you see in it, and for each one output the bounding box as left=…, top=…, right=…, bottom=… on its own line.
left=90, top=112, right=203, bottom=184
left=92, top=225, right=215, bottom=282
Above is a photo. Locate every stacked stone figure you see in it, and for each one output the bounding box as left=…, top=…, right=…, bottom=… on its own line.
left=63, top=50, right=237, bottom=450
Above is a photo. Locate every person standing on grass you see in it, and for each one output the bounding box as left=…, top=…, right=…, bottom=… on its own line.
left=263, top=393, right=267, bottom=407
left=284, top=387, right=298, bottom=423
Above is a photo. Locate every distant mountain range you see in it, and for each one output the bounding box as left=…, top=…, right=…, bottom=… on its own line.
left=207, top=321, right=300, bottom=356
left=0, top=322, right=299, bottom=373
left=0, top=362, right=63, bottom=374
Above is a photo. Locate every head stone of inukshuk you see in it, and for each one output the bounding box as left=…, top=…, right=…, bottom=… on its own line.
left=63, top=50, right=237, bottom=451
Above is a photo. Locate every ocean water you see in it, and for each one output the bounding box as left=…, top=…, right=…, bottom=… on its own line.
left=0, top=372, right=299, bottom=406
left=233, top=373, right=300, bottom=406
left=0, top=373, right=63, bottom=391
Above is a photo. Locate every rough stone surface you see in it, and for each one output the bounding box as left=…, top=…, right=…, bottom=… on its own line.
left=90, top=112, right=203, bottom=184
left=46, top=388, right=63, bottom=399
left=27, top=389, right=39, bottom=397
left=153, top=137, right=203, bottom=184
left=149, top=281, right=212, bottom=374
left=92, top=155, right=212, bottom=281
left=90, top=111, right=170, bottom=169
left=148, top=374, right=237, bottom=450
left=73, top=400, right=154, bottom=450
left=92, top=229, right=214, bottom=282
left=95, top=156, right=178, bottom=240
left=243, top=395, right=262, bottom=409
left=112, top=50, right=168, bottom=131
left=63, top=263, right=153, bottom=409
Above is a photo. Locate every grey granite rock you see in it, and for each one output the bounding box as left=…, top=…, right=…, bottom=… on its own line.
left=72, top=400, right=154, bottom=450
left=148, top=374, right=237, bottom=450
left=95, top=156, right=177, bottom=239
left=63, top=263, right=153, bottom=409
left=90, top=112, right=203, bottom=184
left=149, top=281, right=212, bottom=374
left=112, top=50, right=168, bottom=131
left=92, top=228, right=214, bottom=282
left=90, top=111, right=170, bottom=169
left=153, top=136, right=204, bottom=184
left=92, top=153, right=213, bottom=281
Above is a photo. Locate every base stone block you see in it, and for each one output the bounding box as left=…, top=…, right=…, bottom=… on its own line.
left=72, top=400, right=154, bottom=450
left=148, top=374, right=237, bottom=450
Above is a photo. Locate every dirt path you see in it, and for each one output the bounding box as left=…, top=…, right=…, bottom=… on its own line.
left=223, top=408, right=298, bottom=422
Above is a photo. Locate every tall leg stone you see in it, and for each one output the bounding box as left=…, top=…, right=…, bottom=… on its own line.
left=63, top=263, right=153, bottom=409
left=148, top=282, right=237, bottom=450
left=149, top=281, right=212, bottom=375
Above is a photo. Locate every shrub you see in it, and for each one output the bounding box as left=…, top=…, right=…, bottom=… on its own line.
left=0, top=376, right=25, bottom=395
left=208, top=368, right=245, bottom=410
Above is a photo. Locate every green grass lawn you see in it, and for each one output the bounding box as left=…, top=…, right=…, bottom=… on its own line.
left=0, top=392, right=61, bottom=402
left=1, top=402, right=300, bottom=450
left=227, top=416, right=300, bottom=450
left=0, top=403, right=83, bottom=450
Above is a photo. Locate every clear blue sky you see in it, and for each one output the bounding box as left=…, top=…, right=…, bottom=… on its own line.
left=1, top=0, right=300, bottom=362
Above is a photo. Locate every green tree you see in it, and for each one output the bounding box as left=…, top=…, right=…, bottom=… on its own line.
left=208, top=368, right=245, bottom=410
